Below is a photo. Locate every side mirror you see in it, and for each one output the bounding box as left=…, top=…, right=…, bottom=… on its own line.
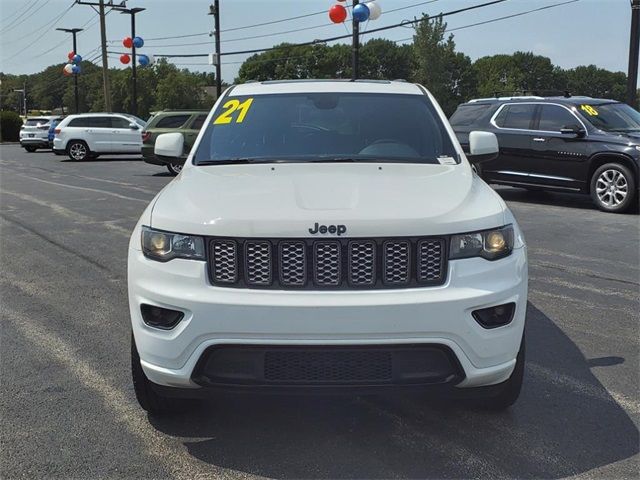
left=155, top=132, right=184, bottom=159
left=467, top=131, right=499, bottom=163
left=129, top=122, right=140, bottom=130
left=560, top=124, right=586, bottom=138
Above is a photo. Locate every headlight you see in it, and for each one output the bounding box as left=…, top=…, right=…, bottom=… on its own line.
left=450, top=225, right=513, bottom=261
left=141, top=226, right=205, bottom=261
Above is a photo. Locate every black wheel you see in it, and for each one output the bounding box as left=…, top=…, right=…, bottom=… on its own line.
left=590, top=163, right=637, bottom=213
left=24, top=146, right=36, bottom=153
left=167, top=163, right=183, bottom=176
left=67, top=140, right=90, bottom=161
left=469, top=335, right=525, bottom=411
left=131, top=334, right=186, bottom=416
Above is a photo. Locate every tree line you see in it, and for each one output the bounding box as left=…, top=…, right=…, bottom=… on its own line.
left=0, top=15, right=631, bottom=120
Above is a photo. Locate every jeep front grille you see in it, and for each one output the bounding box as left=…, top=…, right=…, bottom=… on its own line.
left=209, top=236, right=447, bottom=290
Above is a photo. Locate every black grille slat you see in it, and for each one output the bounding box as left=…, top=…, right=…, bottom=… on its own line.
left=245, top=241, right=272, bottom=285
left=279, top=241, right=306, bottom=286
left=418, top=239, right=444, bottom=282
left=349, top=241, right=376, bottom=286
left=211, top=240, right=238, bottom=283
left=314, top=242, right=342, bottom=286
left=209, top=236, right=446, bottom=289
left=383, top=241, right=410, bottom=285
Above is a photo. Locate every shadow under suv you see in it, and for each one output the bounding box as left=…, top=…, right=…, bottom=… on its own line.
left=450, top=96, right=640, bottom=213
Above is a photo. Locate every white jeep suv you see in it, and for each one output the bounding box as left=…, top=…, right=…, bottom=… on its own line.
left=129, top=80, right=528, bottom=415
left=53, top=112, right=146, bottom=161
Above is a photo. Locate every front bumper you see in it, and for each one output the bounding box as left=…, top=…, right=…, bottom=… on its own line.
left=129, top=246, right=527, bottom=390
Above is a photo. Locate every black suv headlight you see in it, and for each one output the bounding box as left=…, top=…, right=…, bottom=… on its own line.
left=141, top=226, right=205, bottom=261
left=449, top=225, right=514, bottom=261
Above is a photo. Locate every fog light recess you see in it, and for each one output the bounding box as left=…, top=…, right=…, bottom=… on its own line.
left=140, top=304, right=184, bottom=330
left=472, top=303, right=516, bottom=329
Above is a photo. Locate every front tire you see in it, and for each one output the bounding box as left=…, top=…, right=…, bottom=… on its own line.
left=67, top=140, right=90, bottom=161
left=167, top=163, right=182, bottom=176
left=590, top=163, right=637, bottom=213
left=131, top=334, right=186, bottom=416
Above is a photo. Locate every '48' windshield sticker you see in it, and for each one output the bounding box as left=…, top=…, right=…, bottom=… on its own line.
left=213, top=98, right=254, bottom=124
left=580, top=104, right=598, bottom=116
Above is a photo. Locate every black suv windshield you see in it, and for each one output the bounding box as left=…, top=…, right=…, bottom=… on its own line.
left=578, top=102, right=640, bottom=132
left=193, top=92, right=457, bottom=165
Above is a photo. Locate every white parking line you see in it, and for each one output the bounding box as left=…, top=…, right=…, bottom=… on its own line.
left=15, top=173, right=149, bottom=203
left=3, top=307, right=237, bottom=480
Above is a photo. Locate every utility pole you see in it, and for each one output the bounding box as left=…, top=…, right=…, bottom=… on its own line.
left=75, top=0, right=126, bottom=112
left=13, top=85, right=26, bottom=116
left=57, top=27, right=83, bottom=113
left=119, top=7, right=145, bottom=115
left=352, top=0, right=360, bottom=80
left=627, top=0, right=640, bottom=107
left=209, top=0, right=222, bottom=98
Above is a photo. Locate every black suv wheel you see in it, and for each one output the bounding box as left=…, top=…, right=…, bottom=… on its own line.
left=590, top=163, right=637, bottom=213
left=167, top=163, right=182, bottom=176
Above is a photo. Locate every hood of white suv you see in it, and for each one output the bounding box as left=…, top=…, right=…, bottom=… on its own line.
left=150, top=162, right=506, bottom=237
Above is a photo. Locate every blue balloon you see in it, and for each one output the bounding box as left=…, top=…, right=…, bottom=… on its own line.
left=71, top=64, right=81, bottom=74
left=72, top=54, right=82, bottom=64
left=353, top=3, right=370, bottom=22
left=133, top=36, right=144, bottom=48
left=138, top=54, right=149, bottom=66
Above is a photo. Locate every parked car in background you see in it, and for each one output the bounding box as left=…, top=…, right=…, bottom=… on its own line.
left=53, top=113, right=146, bottom=161
left=450, top=96, right=640, bottom=213
left=142, top=110, right=208, bottom=175
left=20, top=116, right=62, bottom=152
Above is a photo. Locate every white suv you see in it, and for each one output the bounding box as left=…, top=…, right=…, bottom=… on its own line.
left=20, top=116, right=61, bottom=152
left=53, top=113, right=146, bottom=161
left=129, top=80, right=528, bottom=416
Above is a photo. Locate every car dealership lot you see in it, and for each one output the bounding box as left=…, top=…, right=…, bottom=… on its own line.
left=1, top=145, right=638, bottom=479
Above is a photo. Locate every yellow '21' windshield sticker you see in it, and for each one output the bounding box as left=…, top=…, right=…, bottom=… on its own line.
left=580, top=104, right=598, bottom=116
left=213, top=98, right=254, bottom=124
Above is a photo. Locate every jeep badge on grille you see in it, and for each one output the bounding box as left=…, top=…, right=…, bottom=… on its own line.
left=308, top=223, right=347, bottom=236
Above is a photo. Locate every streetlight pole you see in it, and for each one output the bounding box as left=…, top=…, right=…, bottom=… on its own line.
left=57, top=27, right=83, bottom=113
left=352, top=0, right=360, bottom=80
left=627, top=0, right=640, bottom=107
left=13, top=87, right=26, bottom=116
left=119, top=7, right=145, bottom=116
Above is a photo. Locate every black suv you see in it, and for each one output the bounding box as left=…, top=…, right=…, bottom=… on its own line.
left=450, top=96, right=640, bottom=213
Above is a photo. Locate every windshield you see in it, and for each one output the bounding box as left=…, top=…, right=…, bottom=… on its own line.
left=193, top=92, right=457, bottom=165
left=578, top=102, right=640, bottom=132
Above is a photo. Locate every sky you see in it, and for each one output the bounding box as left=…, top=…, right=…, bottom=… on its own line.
left=0, top=0, right=634, bottom=84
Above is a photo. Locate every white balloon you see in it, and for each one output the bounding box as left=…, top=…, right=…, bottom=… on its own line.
left=147, top=54, right=155, bottom=65
left=366, top=1, right=382, bottom=20
left=63, top=63, right=74, bottom=73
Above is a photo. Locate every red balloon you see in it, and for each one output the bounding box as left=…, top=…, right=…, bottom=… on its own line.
left=120, top=54, right=131, bottom=64
left=123, top=36, right=133, bottom=48
left=67, top=51, right=75, bottom=61
left=329, top=4, right=347, bottom=23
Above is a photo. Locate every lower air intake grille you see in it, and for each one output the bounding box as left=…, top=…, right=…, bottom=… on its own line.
left=264, top=350, right=392, bottom=383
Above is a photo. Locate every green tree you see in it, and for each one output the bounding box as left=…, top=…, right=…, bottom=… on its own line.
left=411, top=15, right=476, bottom=115
left=360, top=39, right=414, bottom=80
left=564, top=65, right=626, bottom=101
left=473, top=52, right=565, bottom=97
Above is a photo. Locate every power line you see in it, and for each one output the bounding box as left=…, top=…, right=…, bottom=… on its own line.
left=392, top=0, right=581, bottom=43
left=2, top=1, right=76, bottom=62
left=31, top=13, right=99, bottom=60
left=0, top=0, right=41, bottom=28
left=116, top=0, right=506, bottom=60
left=1, top=0, right=53, bottom=36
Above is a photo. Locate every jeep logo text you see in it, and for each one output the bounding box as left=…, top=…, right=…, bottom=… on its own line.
left=308, top=223, right=347, bottom=236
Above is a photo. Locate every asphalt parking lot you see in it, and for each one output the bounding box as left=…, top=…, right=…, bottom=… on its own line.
left=1, top=145, right=638, bottom=479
